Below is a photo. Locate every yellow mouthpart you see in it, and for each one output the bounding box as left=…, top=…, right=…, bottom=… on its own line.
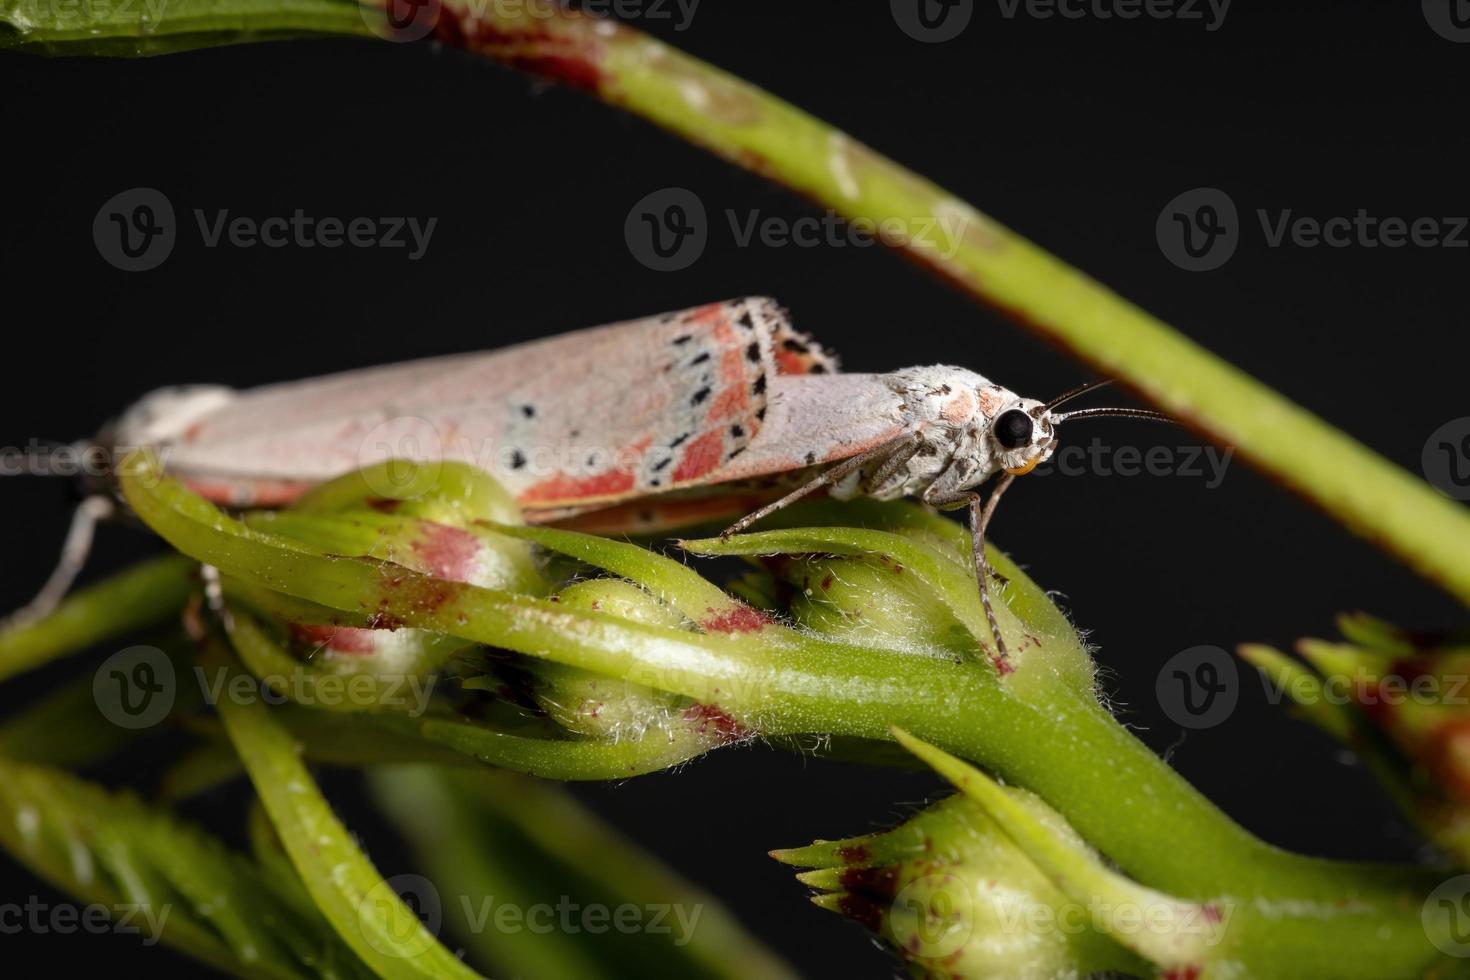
left=1004, top=458, right=1041, bottom=476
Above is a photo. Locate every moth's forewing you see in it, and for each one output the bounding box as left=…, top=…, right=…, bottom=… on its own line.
left=129, top=298, right=907, bottom=516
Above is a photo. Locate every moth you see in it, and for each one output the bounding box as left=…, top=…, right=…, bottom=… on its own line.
left=15, top=297, right=1165, bottom=662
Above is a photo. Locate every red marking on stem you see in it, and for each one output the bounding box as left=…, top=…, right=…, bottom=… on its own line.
left=1163, top=967, right=1201, bottom=980
left=992, top=654, right=1016, bottom=676
left=1201, top=904, right=1223, bottom=924
left=1426, top=718, right=1470, bottom=804
left=504, top=54, right=604, bottom=90
left=673, top=429, right=725, bottom=482
left=433, top=12, right=608, bottom=93
left=701, top=605, right=771, bottom=634
left=368, top=611, right=406, bottom=631
left=820, top=574, right=835, bottom=592
left=411, top=522, right=481, bottom=582
left=365, top=497, right=402, bottom=514
left=839, top=866, right=899, bottom=898
left=1355, top=679, right=1394, bottom=726
left=1390, top=657, right=1433, bottom=683
left=836, top=844, right=871, bottom=864
left=834, top=894, right=884, bottom=932
left=683, top=703, right=750, bottom=741
left=290, top=624, right=378, bottom=655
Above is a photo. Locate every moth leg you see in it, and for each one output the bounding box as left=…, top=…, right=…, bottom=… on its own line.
left=720, top=438, right=911, bottom=539
left=975, top=473, right=1016, bottom=588
left=1, top=495, right=114, bottom=630
left=864, top=439, right=925, bottom=496
left=925, top=475, right=1016, bottom=666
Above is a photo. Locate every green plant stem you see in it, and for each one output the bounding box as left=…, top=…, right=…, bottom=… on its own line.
left=203, top=635, right=482, bottom=979
left=119, top=462, right=1445, bottom=976
left=0, top=554, right=195, bottom=683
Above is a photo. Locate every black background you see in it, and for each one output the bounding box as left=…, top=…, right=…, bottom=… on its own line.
left=1, top=1, right=1466, bottom=975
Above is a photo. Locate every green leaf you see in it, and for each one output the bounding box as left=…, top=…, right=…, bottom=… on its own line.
left=372, top=766, right=799, bottom=980
left=0, top=554, right=195, bottom=684
left=0, top=756, right=373, bottom=978
left=0, top=0, right=372, bottom=56
left=203, top=636, right=482, bottom=978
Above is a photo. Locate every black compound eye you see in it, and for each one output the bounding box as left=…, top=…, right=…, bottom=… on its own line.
left=995, top=409, right=1034, bottom=450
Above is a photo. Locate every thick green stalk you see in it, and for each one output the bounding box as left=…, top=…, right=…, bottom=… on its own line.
left=116, top=459, right=1446, bottom=976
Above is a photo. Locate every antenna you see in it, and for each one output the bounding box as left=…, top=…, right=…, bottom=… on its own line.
left=1042, top=379, right=1114, bottom=412
left=1052, top=407, right=1174, bottom=424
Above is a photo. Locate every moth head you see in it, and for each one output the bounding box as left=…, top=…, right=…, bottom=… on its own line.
left=991, top=398, right=1057, bottom=476
left=1010, top=380, right=1172, bottom=476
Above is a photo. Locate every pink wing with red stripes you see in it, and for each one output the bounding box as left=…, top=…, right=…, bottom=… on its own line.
left=141, top=297, right=905, bottom=510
